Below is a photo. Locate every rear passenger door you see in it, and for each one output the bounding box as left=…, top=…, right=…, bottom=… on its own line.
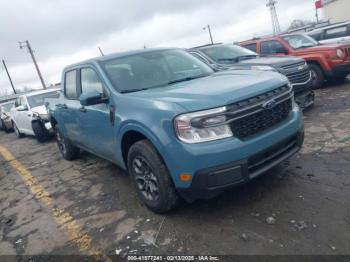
left=78, top=67, right=116, bottom=160
left=57, top=69, right=81, bottom=143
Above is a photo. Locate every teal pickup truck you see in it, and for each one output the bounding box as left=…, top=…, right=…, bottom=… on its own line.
left=47, top=48, right=304, bottom=213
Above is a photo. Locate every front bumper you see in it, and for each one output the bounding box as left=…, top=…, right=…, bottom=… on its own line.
left=292, top=78, right=314, bottom=110
left=32, top=118, right=53, bottom=132
left=162, top=106, right=304, bottom=200
left=178, top=131, right=304, bottom=201
left=326, top=62, right=350, bottom=78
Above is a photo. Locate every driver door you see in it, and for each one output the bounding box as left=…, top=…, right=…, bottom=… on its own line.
left=77, top=67, right=117, bottom=160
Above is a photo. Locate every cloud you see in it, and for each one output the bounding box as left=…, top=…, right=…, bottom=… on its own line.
left=0, top=0, right=315, bottom=94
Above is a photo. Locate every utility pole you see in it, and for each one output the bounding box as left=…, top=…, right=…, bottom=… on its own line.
left=203, top=24, right=214, bottom=44
left=266, top=0, right=281, bottom=35
left=19, top=40, right=46, bottom=89
left=98, top=46, right=105, bottom=56
left=2, top=59, right=16, bottom=94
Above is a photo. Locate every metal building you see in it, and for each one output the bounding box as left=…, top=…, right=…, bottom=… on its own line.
left=320, top=0, right=350, bottom=23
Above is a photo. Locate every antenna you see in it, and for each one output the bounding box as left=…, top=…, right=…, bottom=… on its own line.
left=266, top=0, right=281, bottom=35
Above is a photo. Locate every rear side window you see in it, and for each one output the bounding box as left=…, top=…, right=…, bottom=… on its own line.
left=243, top=43, right=257, bottom=52
left=65, top=70, right=78, bottom=99
left=324, top=26, right=348, bottom=39
left=81, top=68, right=104, bottom=94
left=308, top=31, right=322, bottom=41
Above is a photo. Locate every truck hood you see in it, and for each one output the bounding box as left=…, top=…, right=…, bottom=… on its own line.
left=238, top=56, right=303, bottom=68
left=128, top=70, right=288, bottom=112
left=31, top=105, right=48, bottom=115
left=295, top=42, right=350, bottom=53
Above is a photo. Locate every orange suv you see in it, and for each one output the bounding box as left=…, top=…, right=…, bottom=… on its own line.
left=239, top=33, right=350, bottom=88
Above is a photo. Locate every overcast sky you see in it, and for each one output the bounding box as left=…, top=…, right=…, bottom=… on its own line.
left=0, top=0, right=317, bottom=94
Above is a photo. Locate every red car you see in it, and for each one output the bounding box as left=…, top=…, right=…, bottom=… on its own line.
left=239, top=33, right=350, bottom=88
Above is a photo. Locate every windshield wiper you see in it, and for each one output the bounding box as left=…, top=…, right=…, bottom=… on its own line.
left=237, top=55, right=258, bottom=61
left=217, top=58, right=239, bottom=62
left=167, top=74, right=210, bottom=85
left=120, top=88, right=149, bottom=94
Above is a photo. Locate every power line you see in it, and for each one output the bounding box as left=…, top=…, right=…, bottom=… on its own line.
left=267, top=0, right=281, bottom=35
left=1, top=59, right=17, bottom=94
left=19, top=40, right=46, bottom=89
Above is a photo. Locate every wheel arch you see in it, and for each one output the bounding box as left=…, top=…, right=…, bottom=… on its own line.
left=119, top=124, right=167, bottom=170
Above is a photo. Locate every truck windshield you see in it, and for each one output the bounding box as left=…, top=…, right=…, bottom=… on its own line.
left=101, top=49, right=214, bottom=93
left=199, top=45, right=258, bottom=64
left=27, top=91, right=59, bottom=108
left=282, top=34, right=318, bottom=49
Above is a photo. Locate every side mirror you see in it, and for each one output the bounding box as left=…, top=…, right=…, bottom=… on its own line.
left=16, top=105, right=28, bottom=111
left=79, top=91, right=108, bottom=106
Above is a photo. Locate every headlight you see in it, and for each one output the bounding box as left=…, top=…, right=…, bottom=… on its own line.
left=174, top=107, right=233, bottom=143
left=336, top=48, right=345, bottom=59
left=250, top=65, right=277, bottom=72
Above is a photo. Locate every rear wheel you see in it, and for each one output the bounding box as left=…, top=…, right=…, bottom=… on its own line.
left=127, top=140, right=180, bottom=213
left=32, top=120, right=50, bottom=143
left=13, top=122, right=24, bottom=138
left=2, top=120, right=12, bottom=133
left=308, top=63, right=325, bottom=89
left=55, top=127, right=80, bottom=160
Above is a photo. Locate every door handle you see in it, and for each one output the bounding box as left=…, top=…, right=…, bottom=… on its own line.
left=79, top=107, right=87, bottom=113
left=56, top=104, right=68, bottom=109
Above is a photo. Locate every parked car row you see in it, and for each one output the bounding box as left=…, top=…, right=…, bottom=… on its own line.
left=239, top=33, right=350, bottom=89
left=2, top=29, right=349, bottom=213
left=0, top=88, right=60, bottom=142
left=188, top=44, right=314, bottom=109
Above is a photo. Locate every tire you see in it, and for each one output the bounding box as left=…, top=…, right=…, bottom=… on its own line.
left=2, top=120, right=12, bottom=133
left=127, top=140, right=180, bottom=213
left=32, top=120, right=50, bottom=143
left=308, top=63, right=325, bottom=89
left=55, top=126, right=80, bottom=160
left=13, top=122, right=24, bottom=138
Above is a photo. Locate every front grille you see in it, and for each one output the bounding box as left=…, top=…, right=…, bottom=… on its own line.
left=286, top=69, right=311, bottom=85
left=223, top=85, right=293, bottom=139
left=230, top=99, right=292, bottom=139
left=280, top=61, right=305, bottom=70
left=344, top=47, right=350, bottom=60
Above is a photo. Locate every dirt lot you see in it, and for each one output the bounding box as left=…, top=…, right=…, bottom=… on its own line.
left=1, top=80, right=350, bottom=258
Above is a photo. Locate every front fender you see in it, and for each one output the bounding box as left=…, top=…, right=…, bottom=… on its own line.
left=118, top=121, right=168, bottom=162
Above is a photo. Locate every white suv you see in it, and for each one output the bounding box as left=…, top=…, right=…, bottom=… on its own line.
left=11, top=88, right=60, bottom=142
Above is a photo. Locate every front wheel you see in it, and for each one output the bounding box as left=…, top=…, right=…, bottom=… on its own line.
left=32, top=120, right=50, bottom=143
left=308, top=63, right=325, bottom=89
left=55, top=127, right=80, bottom=160
left=127, top=140, right=180, bottom=213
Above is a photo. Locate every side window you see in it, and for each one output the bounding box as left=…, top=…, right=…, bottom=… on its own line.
left=243, top=43, right=257, bottom=52
left=81, top=68, right=104, bottom=94
left=261, top=40, right=287, bottom=55
left=20, top=97, right=27, bottom=107
left=15, top=97, right=21, bottom=107
left=324, top=26, right=348, bottom=39
left=308, top=31, right=322, bottom=41
left=65, top=70, right=78, bottom=99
